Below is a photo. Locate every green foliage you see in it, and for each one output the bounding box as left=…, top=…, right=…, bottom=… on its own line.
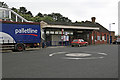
left=26, top=11, right=33, bottom=17
left=33, top=16, right=54, bottom=22
left=19, top=7, right=27, bottom=14
left=11, top=6, right=72, bottom=23
left=11, top=7, right=18, bottom=13
left=36, top=12, right=43, bottom=17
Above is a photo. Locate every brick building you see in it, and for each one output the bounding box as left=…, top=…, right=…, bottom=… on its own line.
left=41, top=17, right=115, bottom=45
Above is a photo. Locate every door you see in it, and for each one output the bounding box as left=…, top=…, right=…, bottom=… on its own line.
left=110, top=36, right=112, bottom=44
left=107, top=35, right=109, bottom=43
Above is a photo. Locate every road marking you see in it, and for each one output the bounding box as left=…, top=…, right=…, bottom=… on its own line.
left=65, top=53, right=92, bottom=57
left=63, top=57, right=104, bottom=60
left=97, top=53, right=107, bottom=55
left=49, top=52, right=67, bottom=56
left=49, top=51, right=107, bottom=60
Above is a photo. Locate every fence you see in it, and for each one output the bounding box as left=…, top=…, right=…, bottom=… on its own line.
left=43, top=41, right=72, bottom=47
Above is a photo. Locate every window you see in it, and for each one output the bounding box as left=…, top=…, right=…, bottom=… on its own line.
left=94, top=34, right=97, bottom=40
left=73, top=39, right=78, bottom=42
left=59, top=31, right=62, bottom=34
left=0, top=11, right=3, bottom=19
left=50, top=31, right=54, bottom=34
left=80, top=39, right=84, bottom=42
left=97, top=36, right=100, bottom=40
left=100, top=34, right=102, bottom=40
left=46, top=31, right=49, bottom=34
left=104, top=34, right=106, bottom=40
left=55, top=31, right=58, bottom=34
left=4, top=10, right=9, bottom=18
left=87, top=34, right=89, bottom=39
left=102, top=36, right=104, bottom=40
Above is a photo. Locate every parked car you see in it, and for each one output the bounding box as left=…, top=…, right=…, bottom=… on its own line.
left=113, top=37, right=120, bottom=44
left=71, top=39, right=88, bottom=47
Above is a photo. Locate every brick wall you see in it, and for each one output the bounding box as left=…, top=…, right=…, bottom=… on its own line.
left=89, top=31, right=109, bottom=45
left=110, top=31, right=115, bottom=43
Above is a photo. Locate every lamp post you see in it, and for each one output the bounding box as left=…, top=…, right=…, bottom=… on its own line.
left=109, top=23, right=115, bottom=31
left=109, top=23, right=115, bottom=44
left=61, top=29, right=64, bottom=46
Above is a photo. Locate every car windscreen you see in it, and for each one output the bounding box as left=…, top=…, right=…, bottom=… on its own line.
left=80, top=39, right=84, bottom=42
left=73, top=39, right=79, bottom=42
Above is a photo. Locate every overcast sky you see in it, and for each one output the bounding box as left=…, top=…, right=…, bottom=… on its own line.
left=1, top=0, right=119, bottom=35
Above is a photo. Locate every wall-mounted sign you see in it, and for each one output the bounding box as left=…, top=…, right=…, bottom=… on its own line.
left=65, top=32, right=68, bottom=35
left=62, top=29, right=64, bottom=32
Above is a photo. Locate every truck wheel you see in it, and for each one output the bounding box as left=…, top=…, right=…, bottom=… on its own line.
left=15, top=44, right=25, bottom=52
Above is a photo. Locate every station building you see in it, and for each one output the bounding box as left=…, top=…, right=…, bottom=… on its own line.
left=40, top=17, right=114, bottom=46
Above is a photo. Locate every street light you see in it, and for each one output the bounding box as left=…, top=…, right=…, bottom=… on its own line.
left=109, top=23, right=115, bottom=44
left=109, top=23, right=115, bottom=31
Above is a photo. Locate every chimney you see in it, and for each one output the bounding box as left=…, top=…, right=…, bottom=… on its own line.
left=91, top=17, right=96, bottom=23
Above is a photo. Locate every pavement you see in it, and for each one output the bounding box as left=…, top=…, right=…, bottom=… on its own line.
left=2, top=44, right=118, bottom=78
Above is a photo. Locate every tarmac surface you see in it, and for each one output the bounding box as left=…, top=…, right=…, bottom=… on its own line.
left=2, top=44, right=118, bottom=78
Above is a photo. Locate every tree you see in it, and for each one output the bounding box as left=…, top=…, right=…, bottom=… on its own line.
left=0, top=2, right=8, bottom=8
left=48, top=13, right=71, bottom=22
left=43, top=14, right=48, bottom=17
left=43, top=16, right=54, bottom=22
left=10, top=6, right=73, bottom=23
left=19, top=7, right=27, bottom=14
left=36, top=12, right=43, bottom=17
left=26, top=11, right=33, bottom=17
left=11, top=7, right=18, bottom=13
left=50, top=13, right=63, bottom=21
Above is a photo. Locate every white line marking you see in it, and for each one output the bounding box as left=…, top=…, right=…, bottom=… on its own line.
left=49, top=52, right=67, bottom=56
left=63, top=57, right=104, bottom=60
left=65, top=53, right=92, bottom=57
left=98, top=53, right=107, bottom=55
left=49, top=51, right=107, bottom=60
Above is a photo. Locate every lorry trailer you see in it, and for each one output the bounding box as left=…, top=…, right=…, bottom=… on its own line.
left=0, top=21, right=41, bottom=51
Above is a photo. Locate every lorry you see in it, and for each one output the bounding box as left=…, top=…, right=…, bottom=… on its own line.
left=0, top=21, right=41, bottom=51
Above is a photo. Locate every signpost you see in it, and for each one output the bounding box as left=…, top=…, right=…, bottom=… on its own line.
left=61, top=29, right=64, bottom=46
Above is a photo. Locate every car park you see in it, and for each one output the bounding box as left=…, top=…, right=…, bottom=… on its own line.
left=71, top=39, right=88, bottom=47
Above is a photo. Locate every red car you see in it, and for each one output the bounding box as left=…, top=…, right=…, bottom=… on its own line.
left=71, top=39, right=88, bottom=47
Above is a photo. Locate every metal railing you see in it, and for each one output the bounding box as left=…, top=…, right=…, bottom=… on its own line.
left=43, top=41, right=72, bottom=47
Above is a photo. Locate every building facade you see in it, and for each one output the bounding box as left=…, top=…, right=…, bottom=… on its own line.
left=40, top=17, right=114, bottom=46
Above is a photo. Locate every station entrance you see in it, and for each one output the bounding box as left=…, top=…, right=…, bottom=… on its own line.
left=43, top=28, right=95, bottom=46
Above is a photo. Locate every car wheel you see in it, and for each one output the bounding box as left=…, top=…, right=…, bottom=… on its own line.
left=85, top=44, right=88, bottom=46
left=71, top=45, right=74, bottom=47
